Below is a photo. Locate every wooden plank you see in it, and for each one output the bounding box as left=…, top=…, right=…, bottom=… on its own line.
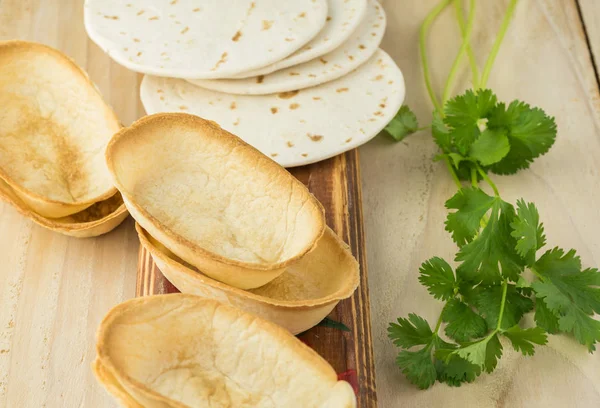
left=365, top=0, right=600, bottom=406
left=137, top=148, right=377, bottom=407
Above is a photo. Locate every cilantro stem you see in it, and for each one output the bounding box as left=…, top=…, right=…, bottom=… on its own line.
left=453, top=0, right=480, bottom=88
left=433, top=309, right=445, bottom=334
left=442, top=0, right=476, bottom=104
left=470, top=167, right=478, bottom=187
left=530, top=266, right=544, bottom=281
left=496, top=280, right=509, bottom=331
left=480, top=0, right=519, bottom=88
left=476, top=165, right=499, bottom=196
left=444, top=155, right=463, bottom=189
left=416, top=125, right=432, bottom=132
left=420, top=0, right=453, bottom=112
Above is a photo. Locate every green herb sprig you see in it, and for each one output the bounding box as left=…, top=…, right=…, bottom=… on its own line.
left=385, top=0, right=600, bottom=389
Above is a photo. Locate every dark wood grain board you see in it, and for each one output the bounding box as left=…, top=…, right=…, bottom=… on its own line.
left=136, top=149, right=376, bottom=407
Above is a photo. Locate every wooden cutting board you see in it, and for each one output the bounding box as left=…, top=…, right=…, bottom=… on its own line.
left=137, top=149, right=377, bottom=407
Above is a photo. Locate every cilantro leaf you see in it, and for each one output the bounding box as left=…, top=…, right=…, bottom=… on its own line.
left=317, top=317, right=351, bottom=332
left=473, top=284, right=534, bottom=330
left=534, top=297, right=560, bottom=334
left=502, top=326, right=548, bottom=356
left=435, top=355, right=481, bottom=386
left=418, top=257, right=457, bottom=300
left=532, top=248, right=600, bottom=351
left=444, top=89, right=497, bottom=155
left=445, top=187, right=496, bottom=247
left=385, top=106, right=419, bottom=142
left=510, top=199, right=546, bottom=265
left=442, top=299, right=488, bottom=342
left=432, top=111, right=452, bottom=152
left=396, top=348, right=437, bottom=389
left=484, top=334, right=503, bottom=373
left=469, top=128, right=510, bottom=166
left=488, top=101, right=557, bottom=175
left=456, top=198, right=525, bottom=283
left=444, top=333, right=502, bottom=373
left=388, top=313, right=434, bottom=348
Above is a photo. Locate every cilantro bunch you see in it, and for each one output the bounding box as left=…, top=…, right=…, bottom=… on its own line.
left=385, top=0, right=600, bottom=389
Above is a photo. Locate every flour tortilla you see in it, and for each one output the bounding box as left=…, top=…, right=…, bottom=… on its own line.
left=232, top=0, right=368, bottom=78
left=95, top=295, right=357, bottom=408
left=0, top=40, right=120, bottom=218
left=105, top=114, right=325, bottom=289
left=84, top=0, right=328, bottom=79
left=189, top=0, right=385, bottom=94
left=141, top=49, right=404, bottom=167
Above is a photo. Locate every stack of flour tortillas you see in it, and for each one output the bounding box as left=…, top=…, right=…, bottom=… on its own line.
left=85, top=0, right=404, bottom=167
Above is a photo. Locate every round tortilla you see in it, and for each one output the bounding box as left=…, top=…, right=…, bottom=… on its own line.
left=232, top=0, right=368, bottom=78
left=84, top=0, right=328, bottom=79
left=141, top=49, right=405, bottom=167
left=189, top=0, right=386, bottom=94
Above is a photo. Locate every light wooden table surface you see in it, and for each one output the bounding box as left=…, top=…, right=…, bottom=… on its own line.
left=0, top=0, right=599, bottom=407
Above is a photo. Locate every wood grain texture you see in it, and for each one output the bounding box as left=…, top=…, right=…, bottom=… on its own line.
left=137, top=149, right=377, bottom=407
left=364, top=0, right=600, bottom=406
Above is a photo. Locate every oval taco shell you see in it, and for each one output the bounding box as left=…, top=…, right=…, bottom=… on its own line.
left=137, top=223, right=359, bottom=334
left=95, top=294, right=357, bottom=408
left=0, top=40, right=120, bottom=218
left=106, top=113, right=325, bottom=289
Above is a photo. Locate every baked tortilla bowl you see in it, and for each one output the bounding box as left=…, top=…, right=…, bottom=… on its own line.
left=106, top=113, right=325, bottom=289
left=94, top=294, right=357, bottom=408
left=0, top=40, right=120, bottom=218
left=0, top=177, right=128, bottom=238
left=137, top=223, right=359, bottom=334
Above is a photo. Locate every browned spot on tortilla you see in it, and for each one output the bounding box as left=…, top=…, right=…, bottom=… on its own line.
left=285, top=38, right=294, bottom=42
left=229, top=102, right=237, bottom=110
left=160, top=96, right=165, bottom=101
left=179, top=105, right=188, bottom=110
left=256, top=75, right=264, bottom=84
left=133, top=38, right=140, bottom=42
left=289, top=103, right=300, bottom=110
left=298, top=12, right=306, bottom=17
left=233, top=118, right=240, bottom=126
left=161, top=52, right=168, bottom=56
left=345, top=137, right=352, bottom=143
left=359, top=128, right=365, bottom=134
left=388, top=80, right=394, bottom=84
left=271, top=107, right=278, bottom=114
left=262, top=20, right=273, bottom=30
left=289, top=72, right=300, bottom=76
left=348, top=55, right=354, bottom=61
left=334, top=64, right=341, bottom=68
left=307, top=134, right=323, bottom=142
left=211, top=52, right=228, bottom=71
left=136, top=10, right=144, bottom=16
left=270, top=153, right=278, bottom=157
left=126, top=3, right=132, bottom=6
left=250, top=2, right=256, bottom=10
left=359, top=44, right=366, bottom=50
left=104, top=15, right=119, bottom=20
left=308, top=74, right=317, bottom=78
left=368, top=118, right=377, bottom=122
left=181, top=26, right=190, bottom=34
left=374, top=74, right=384, bottom=81
left=149, top=16, right=159, bottom=20
left=312, top=96, right=321, bottom=100
left=319, top=58, right=328, bottom=64
left=371, top=32, right=377, bottom=36
left=336, top=88, right=349, bottom=93
left=301, top=153, right=308, bottom=157
left=379, top=103, right=386, bottom=108
left=374, top=111, right=384, bottom=116
left=193, top=8, right=201, bottom=12
left=304, top=45, right=312, bottom=50
left=232, top=31, right=242, bottom=41
left=326, top=16, right=332, bottom=21
left=299, top=119, right=306, bottom=123
left=374, top=24, right=380, bottom=27
left=157, top=89, right=164, bottom=94
left=137, top=51, right=143, bottom=57
left=170, top=0, right=178, bottom=4
left=123, top=47, right=128, bottom=51
left=287, top=141, right=294, bottom=147
left=278, top=90, right=299, bottom=99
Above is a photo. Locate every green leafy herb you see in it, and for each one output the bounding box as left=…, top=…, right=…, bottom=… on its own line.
left=387, top=0, right=599, bottom=389
left=317, top=317, right=351, bottom=332
left=385, top=105, right=419, bottom=141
